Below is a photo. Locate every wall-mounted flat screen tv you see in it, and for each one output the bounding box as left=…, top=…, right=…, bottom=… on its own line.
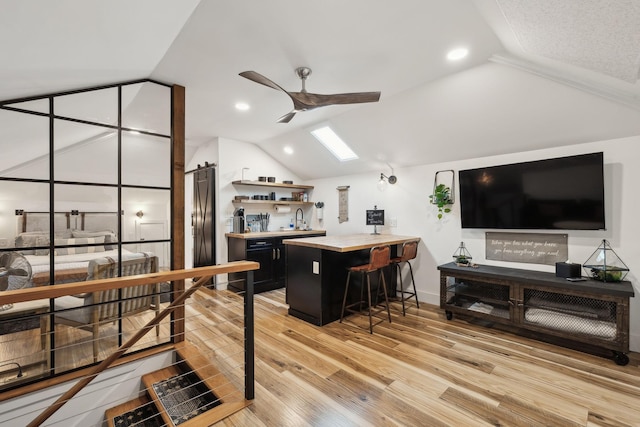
left=459, top=152, right=605, bottom=230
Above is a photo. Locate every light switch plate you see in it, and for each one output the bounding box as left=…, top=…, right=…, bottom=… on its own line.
left=312, top=261, right=319, bottom=274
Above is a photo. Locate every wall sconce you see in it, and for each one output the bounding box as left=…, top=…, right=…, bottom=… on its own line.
left=136, top=210, right=144, bottom=218
left=377, top=173, right=397, bottom=192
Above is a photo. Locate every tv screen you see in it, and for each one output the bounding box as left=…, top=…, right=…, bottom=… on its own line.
left=459, top=152, right=605, bottom=230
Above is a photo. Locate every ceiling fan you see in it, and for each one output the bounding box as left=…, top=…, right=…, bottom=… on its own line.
left=239, top=67, right=381, bottom=123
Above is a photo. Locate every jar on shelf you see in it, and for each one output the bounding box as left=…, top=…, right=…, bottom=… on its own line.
left=583, top=239, right=629, bottom=282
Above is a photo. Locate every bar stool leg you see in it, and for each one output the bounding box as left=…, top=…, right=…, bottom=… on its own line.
left=396, top=263, right=407, bottom=316
left=366, top=272, right=373, bottom=334
left=380, top=269, right=391, bottom=322
left=407, top=261, right=419, bottom=309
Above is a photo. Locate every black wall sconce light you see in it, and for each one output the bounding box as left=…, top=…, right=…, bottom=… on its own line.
left=377, top=173, right=397, bottom=191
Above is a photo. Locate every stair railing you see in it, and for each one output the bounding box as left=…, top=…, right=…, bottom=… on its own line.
left=0, top=261, right=258, bottom=427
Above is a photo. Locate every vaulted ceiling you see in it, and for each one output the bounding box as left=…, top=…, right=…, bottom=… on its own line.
left=1, top=0, right=639, bottom=179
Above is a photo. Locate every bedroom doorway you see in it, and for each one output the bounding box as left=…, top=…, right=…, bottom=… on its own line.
left=136, top=220, right=169, bottom=269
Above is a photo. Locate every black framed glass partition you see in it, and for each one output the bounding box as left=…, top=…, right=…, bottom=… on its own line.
left=0, top=80, right=179, bottom=385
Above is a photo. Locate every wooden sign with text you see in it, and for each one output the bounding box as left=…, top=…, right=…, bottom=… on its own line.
left=485, top=232, right=568, bottom=266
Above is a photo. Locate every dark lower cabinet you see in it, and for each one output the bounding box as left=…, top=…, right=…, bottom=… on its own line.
left=227, top=234, right=324, bottom=294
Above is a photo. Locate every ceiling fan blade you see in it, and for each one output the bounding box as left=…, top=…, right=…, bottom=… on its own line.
left=290, top=91, right=381, bottom=108
left=276, top=111, right=297, bottom=123
left=239, top=71, right=287, bottom=92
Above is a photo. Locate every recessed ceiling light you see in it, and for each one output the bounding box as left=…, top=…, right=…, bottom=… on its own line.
left=310, top=125, right=358, bottom=162
left=284, top=146, right=294, bottom=155
left=447, top=48, right=469, bottom=61
left=235, top=102, right=250, bottom=111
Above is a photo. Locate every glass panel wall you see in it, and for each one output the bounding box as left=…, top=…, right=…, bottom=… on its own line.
left=0, top=109, right=49, bottom=180
left=0, top=80, right=174, bottom=386
left=122, top=81, right=171, bottom=135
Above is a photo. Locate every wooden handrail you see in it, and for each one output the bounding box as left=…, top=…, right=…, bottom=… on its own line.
left=0, top=261, right=259, bottom=305
left=24, top=262, right=259, bottom=427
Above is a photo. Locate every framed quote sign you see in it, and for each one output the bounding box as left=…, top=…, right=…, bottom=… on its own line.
left=486, top=232, right=568, bottom=266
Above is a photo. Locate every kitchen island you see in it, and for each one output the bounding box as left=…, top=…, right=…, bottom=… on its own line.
left=284, top=234, right=420, bottom=325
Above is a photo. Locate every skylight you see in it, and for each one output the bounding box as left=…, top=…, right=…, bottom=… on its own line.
left=310, top=125, right=358, bottom=161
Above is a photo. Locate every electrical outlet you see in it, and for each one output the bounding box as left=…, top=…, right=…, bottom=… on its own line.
left=390, top=217, right=398, bottom=227
left=312, top=261, right=319, bottom=274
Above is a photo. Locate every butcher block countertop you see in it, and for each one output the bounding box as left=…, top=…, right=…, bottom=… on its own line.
left=283, top=233, right=420, bottom=253
left=225, top=230, right=326, bottom=239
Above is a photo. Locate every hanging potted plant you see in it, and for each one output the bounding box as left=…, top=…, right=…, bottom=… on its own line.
left=429, top=184, right=453, bottom=220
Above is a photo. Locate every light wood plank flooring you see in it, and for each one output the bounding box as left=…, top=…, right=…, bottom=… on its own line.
left=191, top=288, right=640, bottom=427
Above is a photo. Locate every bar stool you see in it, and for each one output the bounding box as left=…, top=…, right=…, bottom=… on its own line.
left=390, top=240, right=419, bottom=316
left=340, top=245, right=392, bottom=334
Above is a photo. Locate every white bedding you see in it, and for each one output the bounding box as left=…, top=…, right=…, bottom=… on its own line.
left=26, top=249, right=132, bottom=274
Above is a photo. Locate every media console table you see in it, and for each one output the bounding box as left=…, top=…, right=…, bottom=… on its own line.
left=438, top=262, right=635, bottom=365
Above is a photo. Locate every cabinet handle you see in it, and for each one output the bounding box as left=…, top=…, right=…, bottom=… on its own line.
left=255, top=241, right=268, bottom=245
left=277, top=248, right=281, bottom=259
left=272, top=249, right=276, bottom=260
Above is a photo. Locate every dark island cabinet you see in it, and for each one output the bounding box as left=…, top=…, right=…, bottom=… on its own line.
left=227, top=233, right=325, bottom=294
left=439, top=262, right=634, bottom=365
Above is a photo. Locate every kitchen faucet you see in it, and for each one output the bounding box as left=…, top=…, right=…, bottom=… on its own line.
left=296, top=208, right=304, bottom=230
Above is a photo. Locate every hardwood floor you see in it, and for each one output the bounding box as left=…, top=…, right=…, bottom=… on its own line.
left=189, top=288, right=640, bottom=427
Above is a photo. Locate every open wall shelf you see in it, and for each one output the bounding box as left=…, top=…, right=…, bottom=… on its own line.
left=232, top=180, right=314, bottom=190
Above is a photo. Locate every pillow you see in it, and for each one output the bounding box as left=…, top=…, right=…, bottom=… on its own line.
left=55, top=229, right=73, bottom=239
left=72, top=230, right=118, bottom=250
left=15, top=233, right=50, bottom=255
left=55, top=236, right=105, bottom=255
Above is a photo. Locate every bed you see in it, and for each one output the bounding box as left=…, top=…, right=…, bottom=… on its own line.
left=14, top=211, right=125, bottom=286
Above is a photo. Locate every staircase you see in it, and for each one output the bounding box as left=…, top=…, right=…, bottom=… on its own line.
left=105, top=342, right=250, bottom=427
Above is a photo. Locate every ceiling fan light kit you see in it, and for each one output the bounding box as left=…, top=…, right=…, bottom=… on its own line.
left=239, top=67, right=381, bottom=123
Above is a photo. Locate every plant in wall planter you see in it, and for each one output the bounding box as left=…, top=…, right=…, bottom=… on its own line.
left=429, top=184, right=453, bottom=220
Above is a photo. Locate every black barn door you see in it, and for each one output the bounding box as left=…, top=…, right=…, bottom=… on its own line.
left=193, top=166, right=216, bottom=285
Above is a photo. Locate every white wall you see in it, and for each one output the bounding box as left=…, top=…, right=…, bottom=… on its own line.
left=306, top=135, right=640, bottom=351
